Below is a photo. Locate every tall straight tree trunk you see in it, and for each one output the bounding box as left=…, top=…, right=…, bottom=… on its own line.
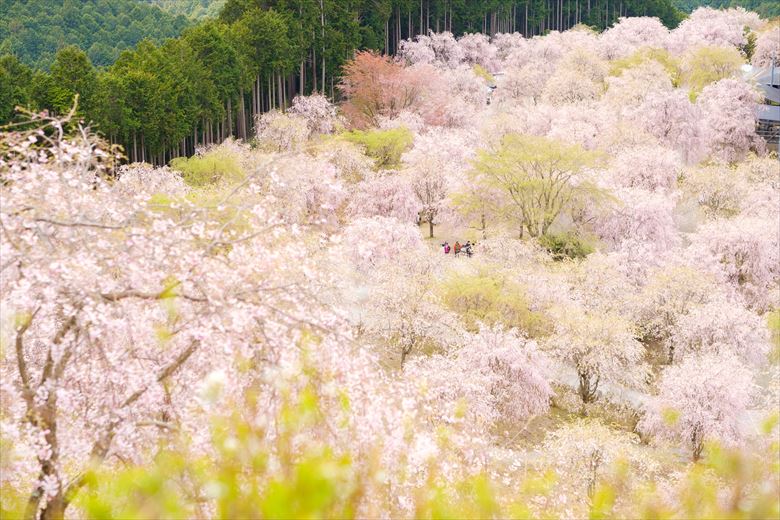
left=277, top=73, right=284, bottom=110
left=525, top=1, right=528, bottom=35
left=239, top=89, right=246, bottom=139
left=227, top=98, right=233, bottom=138
left=320, top=0, right=325, bottom=91
left=299, top=61, right=305, bottom=95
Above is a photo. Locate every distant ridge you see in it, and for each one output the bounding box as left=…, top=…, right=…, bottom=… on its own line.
left=0, top=0, right=190, bottom=69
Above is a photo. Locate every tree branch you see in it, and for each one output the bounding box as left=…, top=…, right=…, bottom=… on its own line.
left=63, top=340, right=200, bottom=507
left=14, top=308, right=40, bottom=411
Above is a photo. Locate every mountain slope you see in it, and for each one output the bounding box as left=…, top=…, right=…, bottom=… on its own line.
left=673, top=0, right=779, bottom=17
left=148, top=0, right=225, bottom=20
left=0, top=0, right=191, bottom=69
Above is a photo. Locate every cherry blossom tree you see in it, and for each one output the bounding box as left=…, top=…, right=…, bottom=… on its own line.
left=669, top=301, right=771, bottom=366
left=640, top=353, right=753, bottom=461
left=494, top=61, right=551, bottom=105
left=546, top=306, right=647, bottom=408
left=347, top=172, right=420, bottom=224
left=590, top=187, right=679, bottom=252
left=543, top=419, right=641, bottom=502
left=609, top=146, right=682, bottom=192
left=114, top=163, right=188, bottom=196
left=338, top=215, right=425, bottom=274
left=0, top=112, right=348, bottom=519
left=696, top=78, right=763, bottom=163
left=688, top=216, right=779, bottom=311
left=604, top=60, right=674, bottom=109
left=600, top=17, right=670, bottom=59
left=625, top=89, right=703, bottom=163
left=357, top=249, right=456, bottom=366
left=634, top=265, right=721, bottom=361
left=752, top=28, right=780, bottom=67
left=546, top=103, right=613, bottom=150
left=457, top=33, right=497, bottom=72
left=492, top=32, right=527, bottom=67
left=254, top=109, right=310, bottom=152
left=339, top=51, right=423, bottom=128
left=398, top=32, right=464, bottom=68
left=670, top=7, right=760, bottom=55
left=287, top=93, right=339, bottom=135
left=542, top=69, right=602, bottom=105
left=406, top=325, right=552, bottom=426
left=410, top=165, right=448, bottom=238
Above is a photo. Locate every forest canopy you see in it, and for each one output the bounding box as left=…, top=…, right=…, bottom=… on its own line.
left=1, top=0, right=691, bottom=166
left=0, top=0, right=191, bottom=69
left=147, top=0, right=227, bottom=19
left=675, top=0, right=780, bottom=18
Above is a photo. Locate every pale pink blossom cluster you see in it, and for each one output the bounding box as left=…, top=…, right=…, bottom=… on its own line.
left=639, top=353, right=754, bottom=460
left=669, top=7, right=761, bottom=54
left=752, top=28, right=780, bottom=67
left=688, top=216, right=780, bottom=310
left=4, top=8, right=780, bottom=515
left=287, top=93, right=340, bottom=135
left=696, top=78, right=764, bottom=163
left=600, top=17, right=670, bottom=59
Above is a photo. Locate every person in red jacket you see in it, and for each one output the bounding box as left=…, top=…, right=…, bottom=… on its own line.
left=453, top=241, right=461, bottom=257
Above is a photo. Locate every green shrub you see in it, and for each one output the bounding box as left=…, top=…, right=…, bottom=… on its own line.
left=473, top=64, right=495, bottom=85
left=342, top=126, right=413, bottom=169
left=170, top=148, right=244, bottom=187
left=608, top=48, right=681, bottom=86
left=440, top=267, right=549, bottom=337
left=539, top=232, right=594, bottom=261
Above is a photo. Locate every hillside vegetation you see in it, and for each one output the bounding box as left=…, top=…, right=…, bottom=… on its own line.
left=1, top=6, right=779, bottom=518
left=148, top=0, right=226, bottom=19
left=0, top=0, right=190, bottom=68
left=2, top=0, right=689, bottom=167
left=675, top=0, right=780, bottom=17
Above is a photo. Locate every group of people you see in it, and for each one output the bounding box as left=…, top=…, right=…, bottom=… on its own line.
left=441, top=240, right=475, bottom=258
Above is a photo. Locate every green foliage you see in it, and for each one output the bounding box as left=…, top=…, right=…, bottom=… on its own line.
left=66, top=393, right=780, bottom=519
left=609, top=47, right=682, bottom=86
left=148, top=0, right=226, bottom=20
left=472, top=64, right=495, bottom=85
left=740, top=27, right=757, bottom=60
left=170, top=148, right=244, bottom=186
left=342, top=127, right=413, bottom=170
left=674, top=0, right=780, bottom=18
left=0, top=431, right=29, bottom=519
left=683, top=45, right=744, bottom=97
left=440, top=266, right=549, bottom=337
left=0, top=55, right=34, bottom=123
left=472, top=134, right=605, bottom=238
left=0, top=0, right=190, bottom=69
left=539, top=232, right=595, bottom=261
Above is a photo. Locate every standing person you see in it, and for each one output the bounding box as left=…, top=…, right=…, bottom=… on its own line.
left=454, top=241, right=461, bottom=257
left=464, top=241, right=473, bottom=257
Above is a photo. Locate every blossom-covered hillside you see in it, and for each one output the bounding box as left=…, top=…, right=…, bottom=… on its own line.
left=1, top=6, right=778, bottom=519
